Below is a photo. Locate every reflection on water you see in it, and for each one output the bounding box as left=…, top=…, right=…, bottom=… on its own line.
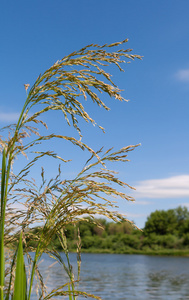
left=31, top=253, right=189, bottom=299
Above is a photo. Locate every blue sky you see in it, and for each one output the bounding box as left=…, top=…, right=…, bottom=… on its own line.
left=1, top=0, right=189, bottom=228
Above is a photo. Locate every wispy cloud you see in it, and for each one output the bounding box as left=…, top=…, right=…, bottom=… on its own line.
left=133, top=175, right=189, bottom=199
left=10, top=202, right=26, bottom=211
left=0, top=112, right=20, bottom=122
left=175, top=69, right=189, bottom=82
left=126, top=212, right=146, bottom=218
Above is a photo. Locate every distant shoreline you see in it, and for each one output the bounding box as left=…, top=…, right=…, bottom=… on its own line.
left=68, top=248, right=189, bottom=256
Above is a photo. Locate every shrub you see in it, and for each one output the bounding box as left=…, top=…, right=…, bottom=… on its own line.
left=120, top=234, right=141, bottom=249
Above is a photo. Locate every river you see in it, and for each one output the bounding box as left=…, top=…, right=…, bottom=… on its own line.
left=31, top=253, right=189, bottom=299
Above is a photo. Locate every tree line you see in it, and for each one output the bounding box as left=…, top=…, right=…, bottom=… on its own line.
left=29, top=206, right=189, bottom=254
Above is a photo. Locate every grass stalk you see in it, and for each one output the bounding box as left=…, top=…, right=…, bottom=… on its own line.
left=28, top=238, right=42, bottom=300
left=0, top=149, right=6, bottom=300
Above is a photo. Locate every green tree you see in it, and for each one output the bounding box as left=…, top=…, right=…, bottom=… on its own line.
left=144, top=209, right=177, bottom=235
left=175, top=206, right=189, bottom=235
left=144, top=207, right=189, bottom=237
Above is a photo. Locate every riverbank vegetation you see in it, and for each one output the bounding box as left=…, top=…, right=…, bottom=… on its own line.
left=28, top=206, right=189, bottom=256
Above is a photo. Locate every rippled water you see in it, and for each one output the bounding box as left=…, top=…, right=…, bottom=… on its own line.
left=31, top=253, right=189, bottom=299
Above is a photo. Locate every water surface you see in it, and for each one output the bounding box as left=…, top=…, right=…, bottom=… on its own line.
left=32, top=253, right=189, bottom=299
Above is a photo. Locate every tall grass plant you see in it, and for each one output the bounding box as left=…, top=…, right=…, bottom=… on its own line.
left=0, top=40, right=141, bottom=299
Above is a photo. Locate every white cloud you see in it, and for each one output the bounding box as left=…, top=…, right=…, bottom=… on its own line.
left=10, top=203, right=26, bottom=210
left=126, top=212, right=146, bottom=218
left=133, top=175, right=189, bottom=199
left=126, top=199, right=152, bottom=206
left=176, top=69, right=189, bottom=82
left=0, top=112, right=20, bottom=122
left=180, top=202, right=189, bottom=208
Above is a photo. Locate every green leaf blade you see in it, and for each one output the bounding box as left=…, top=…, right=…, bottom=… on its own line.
left=13, top=232, right=27, bottom=300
